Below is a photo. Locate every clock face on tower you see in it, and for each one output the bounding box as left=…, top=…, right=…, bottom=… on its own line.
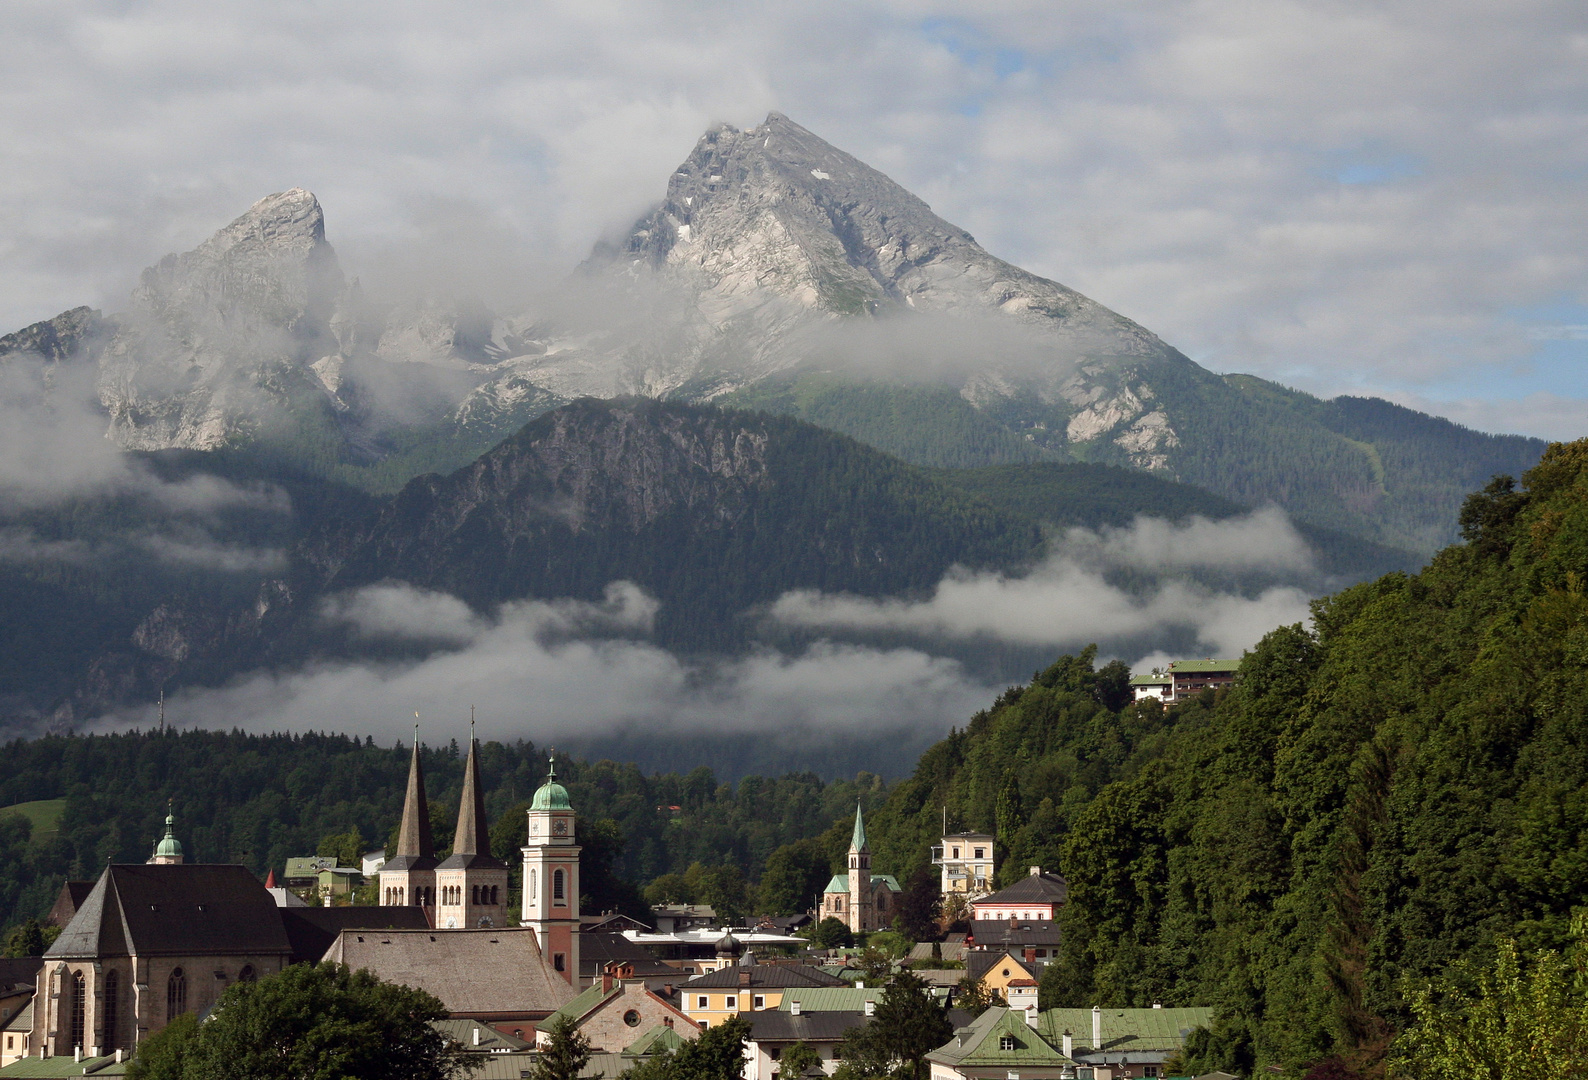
left=553, top=819, right=568, bottom=836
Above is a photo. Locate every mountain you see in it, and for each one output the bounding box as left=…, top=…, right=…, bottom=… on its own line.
left=862, top=439, right=1588, bottom=1073
left=0, top=114, right=1548, bottom=555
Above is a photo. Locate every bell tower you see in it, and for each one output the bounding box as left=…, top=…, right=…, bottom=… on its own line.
left=521, top=751, right=580, bottom=984
left=436, top=720, right=510, bottom=928
left=847, top=803, right=873, bottom=932
left=379, top=729, right=437, bottom=916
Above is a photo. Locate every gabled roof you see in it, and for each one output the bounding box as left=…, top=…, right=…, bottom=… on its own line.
left=1128, top=674, right=1171, bottom=686
left=433, top=1018, right=532, bottom=1052
left=542, top=981, right=617, bottom=1028
left=1168, top=659, right=1238, bottom=675
left=1035, top=1006, right=1214, bottom=1058
left=746, top=1010, right=865, bottom=1043
left=682, top=963, right=844, bottom=989
left=48, top=865, right=291, bottom=960
left=822, top=874, right=903, bottom=894
left=972, top=872, right=1068, bottom=909
left=0, top=958, right=42, bottom=992
left=968, top=920, right=1063, bottom=948
left=3, top=998, right=32, bottom=1034
left=625, top=1024, right=689, bottom=1056
left=968, top=951, right=1032, bottom=983
left=321, top=927, right=574, bottom=1017
left=278, top=905, right=431, bottom=965
left=926, top=1007, right=1072, bottom=1068
left=46, top=882, right=92, bottom=928
left=779, top=987, right=950, bottom=1012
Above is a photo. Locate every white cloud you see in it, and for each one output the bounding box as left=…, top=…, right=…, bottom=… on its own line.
left=0, top=1, right=1582, bottom=418
left=770, top=511, right=1316, bottom=656
left=92, top=581, right=994, bottom=742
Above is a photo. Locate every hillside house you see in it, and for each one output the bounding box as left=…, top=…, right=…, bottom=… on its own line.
left=969, top=869, right=1067, bottom=922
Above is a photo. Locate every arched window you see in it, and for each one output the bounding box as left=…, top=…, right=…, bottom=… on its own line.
left=490, top=885, right=499, bottom=905
left=69, top=971, right=85, bottom=1052
left=530, top=869, right=537, bottom=899
left=167, top=968, right=187, bottom=1020
left=102, top=971, right=119, bottom=1051
left=471, top=885, right=479, bottom=905
left=238, top=965, right=256, bottom=983
left=553, top=869, right=565, bottom=901
left=835, top=897, right=844, bottom=912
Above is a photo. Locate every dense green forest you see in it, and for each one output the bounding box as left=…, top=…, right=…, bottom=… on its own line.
left=0, top=731, right=885, bottom=933
left=850, top=440, right=1588, bottom=1074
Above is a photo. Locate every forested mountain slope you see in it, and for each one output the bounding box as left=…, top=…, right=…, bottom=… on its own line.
left=861, top=439, right=1588, bottom=1074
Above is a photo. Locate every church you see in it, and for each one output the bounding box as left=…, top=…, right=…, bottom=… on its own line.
left=820, top=806, right=901, bottom=933
left=379, top=733, right=583, bottom=983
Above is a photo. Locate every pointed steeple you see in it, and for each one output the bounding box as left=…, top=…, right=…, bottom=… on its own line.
left=265, top=868, right=277, bottom=888
left=452, top=720, right=489, bottom=857
left=851, top=803, right=868, bottom=852
left=393, top=728, right=435, bottom=865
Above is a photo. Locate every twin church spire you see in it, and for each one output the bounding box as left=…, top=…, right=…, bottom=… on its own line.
left=391, top=722, right=495, bottom=865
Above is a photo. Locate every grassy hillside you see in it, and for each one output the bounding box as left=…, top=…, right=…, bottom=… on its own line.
left=0, top=799, right=65, bottom=844
left=859, top=440, right=1588, bottom=1074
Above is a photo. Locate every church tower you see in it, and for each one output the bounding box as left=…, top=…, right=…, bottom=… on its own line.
left=435, top=723, right=510, bottom=928
left=847, top=803, right=873, bottom=932
left=148, top=802, right=183, bottom=864
left=521, top=752, right=580, bottom=984
left=379, top=732, right=436, bottom=914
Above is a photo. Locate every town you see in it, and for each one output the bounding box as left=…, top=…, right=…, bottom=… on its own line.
left=0, top=726, right=1221, bottom=1080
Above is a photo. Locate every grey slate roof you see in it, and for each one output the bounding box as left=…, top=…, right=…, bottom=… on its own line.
left=0, top=958, right=42, bottom=992
left=682, top=963, right=845, bottom=989
left=278, top=905, right=431, bottom=965
left=389, top=739, right=436, bottom=871
left=47, top=865, right=292, bottom=960
left=746, top=1010, right=865, bottom=1042
left=973, top=873, right=1068, bottom=909
left=321, top=927, right=575, bottom=1017
left=968, top=920, right=1063, bottom=949
left=437, top=737, right=506, bottom=872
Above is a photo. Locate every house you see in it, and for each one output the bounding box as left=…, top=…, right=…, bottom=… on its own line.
left=1036, top=1006, right=1215, bottom=1079
left=968, top=869, right=1068, bottom=922
left=680, top=954, right=845, bottom=1028
left=581, top=913, right=651, bottom=934
left=650, top=905, right=717, bottom=934
left=908, top=939, right=966, bottom=964
left=1, top=1000, right=33, bottom=1069
left=1005, top=979, right=1038, bottom=1011
left=926, top=1006, right=1076, bottom=1080
left=1165, top=660, right=1238, bottom=701
left=744, top=1009, right=863, bottom=1080
left=820, top=807, right=901, bottom=932
left=1128, top=673, right=1171, bottom=703
left=967, top=952, right=1035, bottom=1000
left=0, top=963, right=41, bottom=1069
left=434, top=1018, right=532, bottom=1054
left=579, top=933, right=676, bottom=988
left=360, top=849, right=386, bottom=877
left=535, top=967, right=696, bottom=1051
left=967, top=920, right=1063, bottom=967
left=281, top=856, right=361, bottom=902
left=320, top=927, right=573, bottom=1028
left=932, top=833, right=995, bottom=899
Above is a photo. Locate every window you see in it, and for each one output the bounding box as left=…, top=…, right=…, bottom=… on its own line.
left=770, top=1048, right=781, bottom=1060
left=1144, top=1070, right=1160, bottom=1079
left=752, top=996, right=765, bottom=1010
left=102, top=971, right=119, bottom=1051
left=553, top=954, right=565, bottom=972
left=1001, top=968, right=1011, bottom=977
left=878, top=893, right=887, bottom=910
left=624, top=1010, right=641, bottom=1027
left=835, top=897, right=843, bottom=911
left=5, top=1036, right=11, bottom=1049
left=999, top=1036, right=1017, bottom=1051
left=725, top=996, right=737, bottom=1011
left=238, top=966, right=256, bottom=983
left=167, top=968, right=187, bottom=1021
left=974, top=848, right=985, bottom=859
left=491, top=885, right=500, bottom=905
left=553, top=869, right=565, bottom=902
left=530, top=869, right=537, bottom=899
left=69, top=971, right=85, bottom=1051
left=952, top=848, right=960, bottom=858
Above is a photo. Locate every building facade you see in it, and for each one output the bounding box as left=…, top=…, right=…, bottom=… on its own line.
left=932, top=832, right=995, bottom=899
left=435, top=728, right=511, bottom=929
left=968, top=868, right=1068, bottom=922
left=522, top=754, right=582, bottom=983
left=820, top=807, right=900, bottom=933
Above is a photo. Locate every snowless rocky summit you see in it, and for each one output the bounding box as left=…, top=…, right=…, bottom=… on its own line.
left=1, top=114, right=1189, bottom=466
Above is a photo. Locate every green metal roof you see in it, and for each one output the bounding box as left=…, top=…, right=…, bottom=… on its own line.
left=822, top=873, right=902, bottom=894
left=1167, top=660, right=1238, bottom=674
left=624, top=1024, right=688, bottom=1057
left=927, top=1008, right=1072, bottom=1068
left=850, top=805, right=867, bottom=851
left=1036, top=1007, right=1215, bottom=1055
left=542, top=981, right=617, bottom=1027
left=779, top=987, right=948, bottom=1012
left=1129, top=674, right=1171, bottom=686
left=151, top=808, right=182, bottom=861
left=531, top=753, right=572, bottom=810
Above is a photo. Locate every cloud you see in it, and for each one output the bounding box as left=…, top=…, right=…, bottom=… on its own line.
left=92, top=581, right=995, bottom=743
left=1, top=2, right=1583, bottom=422
left=770, top=511, right=1316, bottom=657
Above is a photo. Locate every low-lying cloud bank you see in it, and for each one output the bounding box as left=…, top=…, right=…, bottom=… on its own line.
left=95, top=582, right=995, bottom=743
left=770, top=510, right=1316, bottom=657
left=93, top=511, right=1320, bottom=746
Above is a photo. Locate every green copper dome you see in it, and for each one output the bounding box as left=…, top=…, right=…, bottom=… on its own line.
left=153, top=807, right=183, bottom=859
left=531, top=752, right=571, bottom=810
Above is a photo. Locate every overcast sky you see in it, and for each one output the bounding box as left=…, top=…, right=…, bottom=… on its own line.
left=3, top=0, right=1585, bottom=439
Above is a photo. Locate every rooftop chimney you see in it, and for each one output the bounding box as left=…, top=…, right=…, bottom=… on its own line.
left=1025, top=1004, right=1039, bottom=1029
left=1029, top=867, right=1041, bottom=876
left=864, top=1000, right=876, bottom=1017
left=1061, top=1030, right=1072, bottom=1058
left=473, top=1027, right=482, bottom=1047
left=74, top=1048, right=81, bottom=1063
left=1091, top=1005, right=1101, bottom=1050
left=1152, top=1002, right=1162, bottom=1009
left=791, top=1000, right=802, bottom=1016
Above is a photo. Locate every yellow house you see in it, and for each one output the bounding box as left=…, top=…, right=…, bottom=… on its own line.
left=679, top=961, right=846, bottom=1028
left=968, top=950, right=1034, bottom=999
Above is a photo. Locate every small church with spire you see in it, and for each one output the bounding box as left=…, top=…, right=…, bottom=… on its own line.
left=820, top=805, right=901, bottom=932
